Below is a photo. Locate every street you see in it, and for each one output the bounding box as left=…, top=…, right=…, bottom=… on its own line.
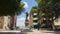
left=27, top=29, right=54, bottom=34
left=27, top=29, right=60, bottom=34
left=0, top=28, right=60, bottom=34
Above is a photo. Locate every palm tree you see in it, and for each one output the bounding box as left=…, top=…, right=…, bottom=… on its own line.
left=0, top=0, right=25, bottom=16
left=9, top=1, right=25, bottom=30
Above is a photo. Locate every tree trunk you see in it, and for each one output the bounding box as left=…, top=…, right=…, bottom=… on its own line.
left=40, top=9, right=43, bottom=24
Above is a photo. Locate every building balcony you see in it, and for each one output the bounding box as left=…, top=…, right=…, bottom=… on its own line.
left=33, top=13, right=37, bottom=15
left=33, top=23, right=38, bottom=25
left=33, top=18, right=38, bottom=20
left=33, top=20, right=37, bottom=22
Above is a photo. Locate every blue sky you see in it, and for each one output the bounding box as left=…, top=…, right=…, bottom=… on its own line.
left=16, top=0, right=37, bottom=26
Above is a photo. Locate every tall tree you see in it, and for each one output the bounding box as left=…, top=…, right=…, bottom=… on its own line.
left=35, top=0, right=60, bottom=29
left=0, top=0, right=25, bottom=16
left=18, top=2, right=25, bottom=15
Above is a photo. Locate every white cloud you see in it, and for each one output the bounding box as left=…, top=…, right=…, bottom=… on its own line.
left=16, top=17, right=26, bottom=27
left=22, top=2, right=28, bottom=8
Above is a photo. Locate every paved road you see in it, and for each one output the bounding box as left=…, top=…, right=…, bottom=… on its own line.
left=27, top=29, right=60, bottom=34
left=0, top=29, right=60, bottom=34
left=0, top=29, right=32, bottom=34
left=27, top=29, right=54, bottom=34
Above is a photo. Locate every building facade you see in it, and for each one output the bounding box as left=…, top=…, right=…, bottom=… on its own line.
left=0, top=16, right=10, bottom=30
left=29, top=9, right=39, bottom=28
left=0, top=16, right=4, bottom=30
left=28, top=13, right=33, bottom=27
left=0, top=15, right=17, bottom=30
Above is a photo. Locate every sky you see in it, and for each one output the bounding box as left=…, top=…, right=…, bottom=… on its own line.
left=16, top=0, right=37, bottom=27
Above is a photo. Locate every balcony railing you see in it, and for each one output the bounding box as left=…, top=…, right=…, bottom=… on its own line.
left=33, top=18, right=38, bottom=20
left=33, top=23, right=38, bottom=25
left=33, top=13, right=37, bottom=15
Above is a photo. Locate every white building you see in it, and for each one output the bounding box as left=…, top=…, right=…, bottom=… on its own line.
left=0, top=16, right=11, bottom=30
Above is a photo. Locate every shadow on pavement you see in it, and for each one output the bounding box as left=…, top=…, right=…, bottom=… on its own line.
left=22, top=29, right=33, bottom=32
left=42, top=29, right=60, bottom=34
left=54, top=31, right=60, bottom=34
left=40, top=28, right=60, bottom=34
left=0, top=32, right=26, bottom=34
left=40, top=28, right=53, bottom=31
left=43, top=31, right=54, bottom=33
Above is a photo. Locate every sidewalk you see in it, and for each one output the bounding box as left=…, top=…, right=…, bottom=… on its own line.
left=0, top=30, right=21, bottom=32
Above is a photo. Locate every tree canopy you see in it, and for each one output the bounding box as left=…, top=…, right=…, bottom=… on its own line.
left=36, top=0, right=60, bottom=19
left=0, top=0, right=25, bottom=16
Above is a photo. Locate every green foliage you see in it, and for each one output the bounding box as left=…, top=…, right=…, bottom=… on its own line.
left=30, top=6, right=38, bottom=15
left=36, top=0, right=60, bottom=19
left=0, top=0, right=18, bottom=16
left=0, top=0, right=25, bottom=16
left=17, top=2, right=25, bottom=15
